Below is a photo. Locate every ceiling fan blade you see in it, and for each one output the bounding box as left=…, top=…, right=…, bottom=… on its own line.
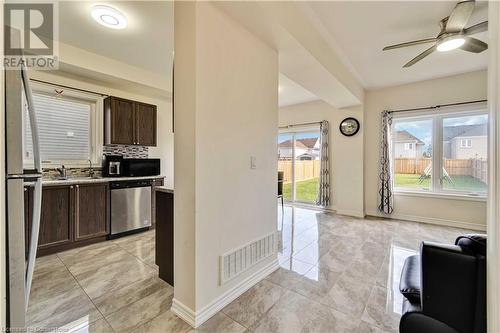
left=383, top=38, right=437, bottom=51
left=460, top=37, right=488, bottom=53
left=464, top=21, right=488, bottom=35
left=446, top=0, right=475, bottom=32
left=403, top=45, right=437, bottom=68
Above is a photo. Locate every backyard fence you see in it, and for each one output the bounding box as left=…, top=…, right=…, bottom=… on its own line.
left=394, top=158, right=487, bottom=183
left=278, top=160, right=320, bottom=183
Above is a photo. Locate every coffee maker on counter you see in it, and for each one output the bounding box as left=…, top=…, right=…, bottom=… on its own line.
left=102, top=155, right=123, bottom=177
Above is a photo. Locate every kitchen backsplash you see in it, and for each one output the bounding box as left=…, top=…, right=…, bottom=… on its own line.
left=103, top=144, right=149, bottom=158
left=41, top=145, right=148, bottom=178
left=43, top=167, right=102, bottom=179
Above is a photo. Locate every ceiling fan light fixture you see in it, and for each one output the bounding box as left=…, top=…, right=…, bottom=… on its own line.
left=437, top=36, right=465, bottom=52
left=91, top=5, right=127, bottom=29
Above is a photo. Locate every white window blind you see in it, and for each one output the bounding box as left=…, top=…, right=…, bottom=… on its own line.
left=24, top=93, right=92, bottom=162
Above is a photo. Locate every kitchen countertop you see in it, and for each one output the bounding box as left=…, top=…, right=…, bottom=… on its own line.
left=24, top=175, right=165, bottom=187
left=155, top=186, right=174, bottom=194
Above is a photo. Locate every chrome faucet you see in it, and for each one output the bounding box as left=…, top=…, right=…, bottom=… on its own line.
left=56, top=165, right=67, bottom=179
left=88, top=159, right=95, bottom=178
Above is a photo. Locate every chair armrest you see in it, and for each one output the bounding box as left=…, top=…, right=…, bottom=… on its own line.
left=399, top=255, right=421, bottom=303
left=421, top=241, right=478, bottom=333
left=400, top=312, right=460, bottom=333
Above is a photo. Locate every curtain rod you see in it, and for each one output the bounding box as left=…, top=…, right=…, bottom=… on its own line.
left=30, top=78, right=109, bottom=97
left=388, top=99, right=487, bottom=113
left=279, top=121, right=321, bottom=129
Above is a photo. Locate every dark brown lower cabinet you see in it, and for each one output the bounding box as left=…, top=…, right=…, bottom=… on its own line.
left=25, top=183, right=111, bottom=256
left=156, top=190, right=174, bottom=286
left=75, top=183, right=109, bottom=241
left=38, top=185, right=74, bottom=250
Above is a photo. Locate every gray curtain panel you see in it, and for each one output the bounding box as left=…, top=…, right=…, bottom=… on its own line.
left=316, top=120, right=330, bottom=207
left=378, top=111, right=394, bottom=214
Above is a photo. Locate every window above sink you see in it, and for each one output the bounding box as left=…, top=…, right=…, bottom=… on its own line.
left=23, top=81, right=103, bottom=168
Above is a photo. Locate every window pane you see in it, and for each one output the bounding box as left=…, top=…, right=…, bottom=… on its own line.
left=278, top=133, right=293, bottom=201
left=393, top=119, right=433, bottom=191
left=294, top=132, right=320, bottom=203
left=442, top=114, right=488, bottom=193
left=25, top=94, right=91, bottom=161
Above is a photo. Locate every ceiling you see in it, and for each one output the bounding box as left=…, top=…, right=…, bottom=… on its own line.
left=56, top=1, right=488, bottom=104
left=279, top=74, right=319, bottom=107
left=307, top=1, right=488, bottom=89
left=58, top=1, right=173, bottom=80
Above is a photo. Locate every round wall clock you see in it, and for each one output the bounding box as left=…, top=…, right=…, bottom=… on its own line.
left=339, top=117, right=360, bottom=137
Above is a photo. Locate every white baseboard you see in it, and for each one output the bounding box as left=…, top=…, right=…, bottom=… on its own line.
left=335, top=209, right=366, bottom=218
left=171, top=258, right=279, bottom=328
left=171, top=298, right=196, bottom=327
left=284, top=202, right=364, bottom=218
left=365, top=210, right=486, bottom=231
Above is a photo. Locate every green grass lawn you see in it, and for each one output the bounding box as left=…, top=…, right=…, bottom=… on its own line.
left=395, top=173, right=487, bottom=192
left=283, top=178, right=319, bottom=203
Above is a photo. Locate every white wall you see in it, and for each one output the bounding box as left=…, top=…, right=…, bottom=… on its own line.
left=365, top=70, right=487, bottom=230
left=28, top=71, right=174, bottom=188
left=174, top=1, right=278, bottom=325
left=279, top=100, right=364, bottom=217
left=487, top=3, right=500, bottom=330
left=0, top=2, right=6, bottom=325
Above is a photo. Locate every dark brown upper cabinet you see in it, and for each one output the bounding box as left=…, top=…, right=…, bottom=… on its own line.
left=104, top=96, right=157, bottom=146
left=135, top=102, right=157, bottom=146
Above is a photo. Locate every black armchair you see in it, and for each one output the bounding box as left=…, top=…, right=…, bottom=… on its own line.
left=399, top=234, right=486, bottom=333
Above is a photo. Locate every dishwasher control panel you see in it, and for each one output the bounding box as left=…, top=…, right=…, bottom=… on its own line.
left=110, top=179, right=153, bottom=189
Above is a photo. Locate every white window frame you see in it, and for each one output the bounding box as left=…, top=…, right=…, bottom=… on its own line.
left=404, top=142, right=413, bottom=150
left=460, top=138, right=472, bottom=148
left=24, top=81, right=104, bottom=168
left=392, top=103, right=488, bottom=199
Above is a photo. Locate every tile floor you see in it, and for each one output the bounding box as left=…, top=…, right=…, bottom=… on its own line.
left=27, top=206, right=475, bottom=332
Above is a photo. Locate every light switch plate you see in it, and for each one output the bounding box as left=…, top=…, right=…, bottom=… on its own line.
left=250, top=156, right=256, bottom=169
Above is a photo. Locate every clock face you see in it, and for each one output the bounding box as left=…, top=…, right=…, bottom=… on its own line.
left=340, top=118, right=360, bottom=136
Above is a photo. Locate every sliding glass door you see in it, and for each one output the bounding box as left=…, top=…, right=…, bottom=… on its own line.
left=278, top=130, right=321, bottom=204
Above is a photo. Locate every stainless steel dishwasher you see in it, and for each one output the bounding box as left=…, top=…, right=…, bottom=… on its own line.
left=110, top=179, right=152, bottom=237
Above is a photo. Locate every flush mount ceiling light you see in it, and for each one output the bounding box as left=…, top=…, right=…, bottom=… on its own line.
left=437, top=36, right=465, bottom=52
left=91, top=5, right=127, bottom=29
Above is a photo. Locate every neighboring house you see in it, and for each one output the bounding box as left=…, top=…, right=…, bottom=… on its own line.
left=443, top=124, right=487, bottom=159
left=394, top=130, right=425, bottom=158
left=278, top=137, right=320, bottom=160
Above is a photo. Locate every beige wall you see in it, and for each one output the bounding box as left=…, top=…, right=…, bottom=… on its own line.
left=279, top=100, right=364, bottom=217
left=174, top=1, right=278, bottom=321
left=28, top=71, right=174, bottom=188
left=173, top=0, right=197, bottom=310
left=365, top=70, right=487, bottom=230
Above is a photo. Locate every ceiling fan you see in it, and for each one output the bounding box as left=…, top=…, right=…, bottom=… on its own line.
left=382, top=0, right=488, bottom=68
